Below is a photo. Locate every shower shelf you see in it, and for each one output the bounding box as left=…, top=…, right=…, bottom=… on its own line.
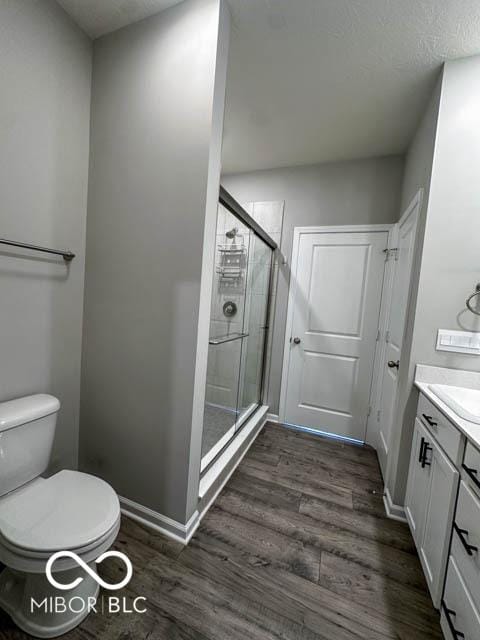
left=217, top=239, right=246, bottom=289
left=216, top=267, right=243, bottom=278
left=218, top=245, right=246, bottom=254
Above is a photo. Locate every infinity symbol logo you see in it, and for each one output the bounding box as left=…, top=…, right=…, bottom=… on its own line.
left=46, top=550, right=133, bottom=591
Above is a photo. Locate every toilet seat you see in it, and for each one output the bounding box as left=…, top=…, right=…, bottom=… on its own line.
left=0, top=519, right=121, bottom=574
left=0, top=470, right=120, bottom=572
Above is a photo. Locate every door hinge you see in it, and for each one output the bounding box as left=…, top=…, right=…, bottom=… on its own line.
left=383, top=247, right=398, bottom=261
left=377, top=410, right=381, bottom=422
left=385, top=330, right=390, bottom=343
left=367, top=405, right=372, bottom=418
left=376, top=330, right=381, bottom=342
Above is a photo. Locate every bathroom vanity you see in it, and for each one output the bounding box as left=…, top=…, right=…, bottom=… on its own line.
left=405, top=366, right=480, bottom=639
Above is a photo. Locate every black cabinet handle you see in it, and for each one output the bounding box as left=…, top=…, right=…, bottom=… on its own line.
left=421, top=441, right=432, bottom=468
left=462, top=463, right=480, bottom=491
left=453, top=522, right=478, bottom=556
left=442, top=602, right=465, bottom=639
left=419, top=436, right=426, bottom=463
left=422, top=413, right=438, bottom=428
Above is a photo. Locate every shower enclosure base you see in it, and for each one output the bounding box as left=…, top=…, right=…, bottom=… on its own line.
left=199, top=404, right=268, bottom=511
left=201, top=402, right=258, bottom=471
left=201, top=404, right=236, bottom=458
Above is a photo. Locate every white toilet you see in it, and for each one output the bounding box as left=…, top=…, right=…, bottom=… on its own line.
left=0, top=394, right=121, bottom=638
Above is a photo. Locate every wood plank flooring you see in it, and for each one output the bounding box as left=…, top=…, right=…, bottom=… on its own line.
left=0, top=422, right=442, bottom=639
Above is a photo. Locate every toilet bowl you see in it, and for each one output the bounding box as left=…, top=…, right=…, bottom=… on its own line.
left=0, top=394, right=121, bottom=638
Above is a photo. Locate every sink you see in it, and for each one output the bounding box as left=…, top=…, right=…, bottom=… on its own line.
left=429, top=384, right=480, bottom=424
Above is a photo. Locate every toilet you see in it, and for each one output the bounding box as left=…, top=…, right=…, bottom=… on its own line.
left=0, top=394, right=121, bottom=638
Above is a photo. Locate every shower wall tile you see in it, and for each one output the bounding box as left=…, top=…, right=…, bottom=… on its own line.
left=251, top=201, right=283, bottom=233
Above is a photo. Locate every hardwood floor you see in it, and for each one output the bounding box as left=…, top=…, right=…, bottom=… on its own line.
left=0, top=422, right=442, bottom=639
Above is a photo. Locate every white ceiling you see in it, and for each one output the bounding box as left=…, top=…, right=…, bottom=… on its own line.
left=222, top=0, right=480, bottom=173
left=57, top=0, right=480, bottom=174
left=57, top=0, right=182, bottom=39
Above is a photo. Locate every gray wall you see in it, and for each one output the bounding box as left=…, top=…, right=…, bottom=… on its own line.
left=411, top=57, right=480, bottom=366
left=389, top=57, right=480, bottom=503
left=223, top=156, right=405, bottom=413
left=400, top=82, right=442, bottom=214
left=386, top=77, right=442, bottom=503
left=0, top=0, right=92, bottom=471
left=80, top=0, right=229, bottom=525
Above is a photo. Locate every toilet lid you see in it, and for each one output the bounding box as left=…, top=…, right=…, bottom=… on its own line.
left=0, top=470, right=120, bottom=552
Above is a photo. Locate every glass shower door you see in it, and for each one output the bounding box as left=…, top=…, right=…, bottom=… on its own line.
left=201, top=204, right=250, bottom=469
left=201, top=192, right=275, bottom=472
left=236, top=234, right=272, bottom=427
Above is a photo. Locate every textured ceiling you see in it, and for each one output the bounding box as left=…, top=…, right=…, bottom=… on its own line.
left=222, top=0, right=480, bottom=173
left=57, top=0, right=480, bottom=173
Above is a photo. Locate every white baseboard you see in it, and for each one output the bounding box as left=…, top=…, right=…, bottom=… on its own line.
left=266, top=412, right=279, bottom=422
left=119, top=496, right=200, bottom=545
left=383, top=487, right=407, bottom=522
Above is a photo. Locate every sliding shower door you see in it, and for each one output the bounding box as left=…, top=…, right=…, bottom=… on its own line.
left=201, top=194, right=274, bottom=471
left=201, top=204, right=250, bottom=469
left=237, top=234, right=272, bottom=425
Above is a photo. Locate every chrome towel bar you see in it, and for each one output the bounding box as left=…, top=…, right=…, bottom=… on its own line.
left=0, top=237, right=75, bottom=262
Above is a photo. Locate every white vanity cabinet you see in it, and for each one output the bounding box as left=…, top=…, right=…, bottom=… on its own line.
left=405, top=407, right=459, bottom=607
left=441, top=442, right=480, bottom=640
left=406, top=386, right=480, bottom=639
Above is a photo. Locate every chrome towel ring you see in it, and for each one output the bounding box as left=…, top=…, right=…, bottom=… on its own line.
left=466, top=284, right=480, bottom=316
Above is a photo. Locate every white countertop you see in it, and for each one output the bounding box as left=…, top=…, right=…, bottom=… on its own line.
left=414, top=365, right=480, bottom=449
left=415, top=381, right=480, bottom=448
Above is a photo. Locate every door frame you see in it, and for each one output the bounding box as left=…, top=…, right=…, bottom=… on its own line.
left=278, top=224, right=393, bottom=431
left=364, top=224, right=398, bottom=448
left=369, top=189, right=422, bottom=471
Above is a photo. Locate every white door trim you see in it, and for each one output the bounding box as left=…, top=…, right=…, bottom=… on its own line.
left=279, top=224, right=393, bottom=427
left=376, top=189, right=423, bottom=474
left=365, top=224, right=398, bottom=449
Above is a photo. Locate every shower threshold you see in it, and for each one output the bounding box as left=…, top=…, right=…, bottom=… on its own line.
left=200, top=401, right=258, bottom=472
left=199, top=404, right=268, bottom=506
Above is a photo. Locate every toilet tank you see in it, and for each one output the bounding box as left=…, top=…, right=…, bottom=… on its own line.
left=0, top=394, right=60, bottom=497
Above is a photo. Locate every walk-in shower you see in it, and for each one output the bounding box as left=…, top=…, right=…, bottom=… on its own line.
left=201, top=187, right=276, bottom=471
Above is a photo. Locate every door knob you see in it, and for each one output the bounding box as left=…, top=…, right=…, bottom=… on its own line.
left=387, top=360, right=400, bottom=369
left=293, top=337, right=301, bottom=344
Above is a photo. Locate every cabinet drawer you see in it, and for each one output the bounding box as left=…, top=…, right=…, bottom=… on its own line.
left=441, top=556, right=480, bottom=640
left=463, top=441, right=480, bottom=497
left=451, top=480, right=480, bottom=612
left=418, top=393, right=463, bottom=464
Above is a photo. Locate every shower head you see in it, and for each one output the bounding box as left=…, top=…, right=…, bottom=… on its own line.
left=225, top=227, right=238, bottom=239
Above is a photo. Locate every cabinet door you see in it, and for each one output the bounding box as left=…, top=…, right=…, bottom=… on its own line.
left=419, top=435, right=459, bottom=608
left=405, top=418, right=431, bottom=545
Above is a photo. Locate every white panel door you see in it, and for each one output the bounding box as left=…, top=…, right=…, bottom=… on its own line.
left=282, top=228, right=388, bottom=441
left=376, top=192, right=421, bottom=475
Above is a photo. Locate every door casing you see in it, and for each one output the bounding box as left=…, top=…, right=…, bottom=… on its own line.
left=367, top=190, right=422, bottom=476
